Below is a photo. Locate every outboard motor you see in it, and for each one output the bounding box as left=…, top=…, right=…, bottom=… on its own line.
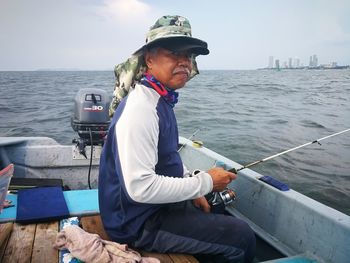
left=71, top=88, right=110, bottom=157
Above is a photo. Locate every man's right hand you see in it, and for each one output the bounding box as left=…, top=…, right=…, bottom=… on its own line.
left=207, top=167, right=237, bottom=192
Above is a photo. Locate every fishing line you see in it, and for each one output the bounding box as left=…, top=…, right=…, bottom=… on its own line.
left=229, top=128, right=350, bottom=173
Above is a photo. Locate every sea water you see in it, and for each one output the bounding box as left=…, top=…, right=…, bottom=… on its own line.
left=1, top=70, right=349, bottom=214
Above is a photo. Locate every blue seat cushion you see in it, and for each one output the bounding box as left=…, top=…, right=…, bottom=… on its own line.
left=16, top=186, right=69, bottom=224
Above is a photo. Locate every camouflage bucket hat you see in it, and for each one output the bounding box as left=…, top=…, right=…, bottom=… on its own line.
left=133, top=15, right=209, bottom=56
left=109, top=15, right=208, bottom=117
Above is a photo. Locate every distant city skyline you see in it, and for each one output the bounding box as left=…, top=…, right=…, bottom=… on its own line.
left=266, top=54, right=349, bottom=69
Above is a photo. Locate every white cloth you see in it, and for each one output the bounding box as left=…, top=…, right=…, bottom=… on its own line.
left=54, top=225, right=160, bottom=263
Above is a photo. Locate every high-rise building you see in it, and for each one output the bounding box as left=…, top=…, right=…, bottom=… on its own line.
left=288, top=58, right=292, bottom=68
left=309, top=54, right=318, bottom=67
left=312, top=55, right=318, bottom=67
left=275, top=59, right=280, bottom=70
left=309, top=56, right=313, bottom=67
left=268, top=56, right=274, bottom=68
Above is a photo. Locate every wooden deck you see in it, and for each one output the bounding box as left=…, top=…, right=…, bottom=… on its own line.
left=0, top=215, right=199, bottom=263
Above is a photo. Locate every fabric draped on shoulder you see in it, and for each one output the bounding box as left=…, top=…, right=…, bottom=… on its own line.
left=109, top=56, right=147, bottom=117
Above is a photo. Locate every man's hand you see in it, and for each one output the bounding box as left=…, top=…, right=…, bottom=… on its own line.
left=193, top=196, right=211, bottom=213
left=207, top=167, right=236, bottom=192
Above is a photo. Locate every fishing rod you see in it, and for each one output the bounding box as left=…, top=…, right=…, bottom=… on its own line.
left=205, top=127, right=350, bottom=207
left=178, top=128, right=201, bottom=152
left=229, top=127, right=350, bottom=174
left=179, top=128, right=350, bottom=207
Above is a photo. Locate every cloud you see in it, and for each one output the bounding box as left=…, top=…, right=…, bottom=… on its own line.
left=97, top=0, right=151, bottom=24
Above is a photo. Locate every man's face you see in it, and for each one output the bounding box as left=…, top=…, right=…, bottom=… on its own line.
left=145, top=48, right=193, bottom=89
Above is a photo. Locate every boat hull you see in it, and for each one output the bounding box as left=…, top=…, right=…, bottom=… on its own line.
left=1, top=136, right=349, bottom=263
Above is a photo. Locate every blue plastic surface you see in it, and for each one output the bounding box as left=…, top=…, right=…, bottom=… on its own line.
left=259, top=175, right=290, bottom=191
left=0, top=189, right=99, bottom=223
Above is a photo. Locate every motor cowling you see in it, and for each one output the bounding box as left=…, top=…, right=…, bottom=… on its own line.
left=71, top=88, right=110, bottom=145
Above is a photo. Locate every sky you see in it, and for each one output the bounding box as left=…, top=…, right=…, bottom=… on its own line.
left=0, top=0, right=349, bottom=70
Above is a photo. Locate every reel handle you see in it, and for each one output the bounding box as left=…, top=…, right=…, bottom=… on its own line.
left=228, top=167, right=237, bottom=173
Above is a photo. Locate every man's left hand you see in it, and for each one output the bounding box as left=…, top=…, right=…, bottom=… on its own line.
left=193, top=197, right=211, bottom=213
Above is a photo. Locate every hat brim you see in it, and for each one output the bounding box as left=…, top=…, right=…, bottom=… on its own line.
left=133, top=36, right=209, bottom=56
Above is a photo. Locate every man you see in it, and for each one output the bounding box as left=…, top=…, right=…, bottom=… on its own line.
left=99, top=15, right=256, bottom=263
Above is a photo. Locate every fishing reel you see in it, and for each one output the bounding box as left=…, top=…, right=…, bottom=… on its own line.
left=205, top=188, right=236, bottom=207
left=210, top=161, right=237, bottom=207
left=200, top=160, right=237, bottom=212
left=192, top=168, right=236, bottom=212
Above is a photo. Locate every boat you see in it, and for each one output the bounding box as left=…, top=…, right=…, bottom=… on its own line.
left=0, top=88, right=349, bottom=262
left=0, top=134, right=349, bottom=263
